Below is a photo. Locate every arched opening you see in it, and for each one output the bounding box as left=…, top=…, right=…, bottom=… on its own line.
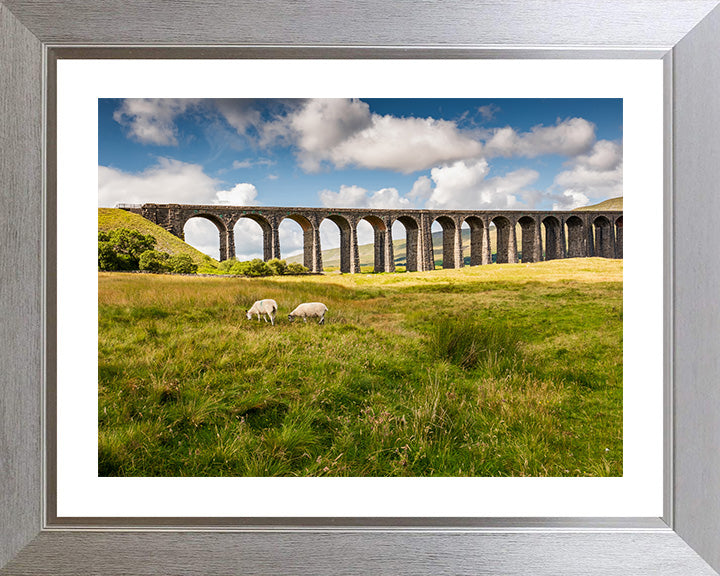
left=593, top=215, right=614, bottom=258
left=615, top=216, right=623, bottom=258
left=183, top=214, right=228, bottom=261
left=565, top=215, right=585, bottom=258
left=492, top=216, right=516, bottom=264
left=358, top=215, right=389, bottom=273
left=392, top=216, right=420, bottom=272
left=518, top=216, right=538, bottom=263
left=279, top=214, right=318, bottom=271
left=320, top=215, right=352, bottom=272
left=233, top=214, right=270, bottom=262
left=462, top=216, right=485, bottom=266
left=432, top=216, right=459, bottom=269
left=542, top=216, right=564, bottom=261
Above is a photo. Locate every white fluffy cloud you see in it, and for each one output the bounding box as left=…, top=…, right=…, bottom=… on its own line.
left=215, top=183, right=259, bottom=205
left=99, top=158, right=262, bottom=260
left=274, top=99, right=484, bottom=173
left=420, top=159, right=539, bottom=210
left=483, top=117, right=596, bottom=159
left=98, top=158, right=221, bottom=206
left=113, top=99, right=201, bottom=146
left=319, top=184, right=412, bottom=209
left=550, top=140, right=622, bottom=209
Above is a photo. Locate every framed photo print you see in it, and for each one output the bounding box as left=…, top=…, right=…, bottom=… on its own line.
left=2, top=1, right=720, bottom=574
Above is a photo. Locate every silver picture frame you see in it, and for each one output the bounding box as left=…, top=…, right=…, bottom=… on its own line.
left=2, top=1, right=720, bottom=574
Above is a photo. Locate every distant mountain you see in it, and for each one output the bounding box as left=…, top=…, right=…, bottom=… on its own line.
left=574, top=197, right=623, bottom=211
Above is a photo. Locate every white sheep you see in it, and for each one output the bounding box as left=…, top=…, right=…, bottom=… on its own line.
left=246, top=299, right=278, bottom=326
left=288, top=302, right=328, bottom=325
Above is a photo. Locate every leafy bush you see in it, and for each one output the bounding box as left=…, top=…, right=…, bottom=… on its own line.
left=286, top=262, right=309, bottom=275
left=167, top=254, right=198, bottom=274
left=266, top=258, right=288, bottom=276
left=244, top=258, right=272, bottom=277
left=139, top=250, right=170, bottom=272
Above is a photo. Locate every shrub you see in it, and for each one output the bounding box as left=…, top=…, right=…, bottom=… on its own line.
left=139, top=250, right=170, bottom=273
left=267, top=258, right=288, bottom=276
left=167, top=254, right=198, bottom=274
left=244, top=258, right=272, bottom=277
left=286, top=262, right=309, bottom=275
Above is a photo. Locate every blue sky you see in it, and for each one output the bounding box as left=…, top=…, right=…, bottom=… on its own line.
left=98, top=98, right=622, bottom=259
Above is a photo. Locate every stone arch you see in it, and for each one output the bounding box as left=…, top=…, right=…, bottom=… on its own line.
left=280, top=213, right=320, bottom=272
left=517, top=215, right=539, bottom=263
left=357, top=214, right=390, bottom=273
left=593, top=215, right=615, bottom=258
left=183, top=213, right=232, bottom=261
left=492, top=215, right=517, bottom=264
left=233, top=213, right=272, bottom=261
left=615, top=216, right=623, bottom=258
left=432, top=215, right=459, bottom=269
left=392, top=215, right=421, bottom=272
left=463, top=216, right=487, bottom=266
left=321, top=214, right=353, bottom=273
left=542, top=215, right=564, bottom=261
left=565, top=215, right=585, bottom=258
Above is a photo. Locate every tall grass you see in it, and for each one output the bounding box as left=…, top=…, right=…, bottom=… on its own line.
left=98, top=259, right=623, bottom=477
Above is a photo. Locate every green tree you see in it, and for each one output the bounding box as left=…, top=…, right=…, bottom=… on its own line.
left=98, top=228, right=157, bottom=270
left=98, top=241, right=120, bottom=271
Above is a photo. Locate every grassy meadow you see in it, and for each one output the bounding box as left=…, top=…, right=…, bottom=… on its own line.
left=98, top=258, right=623, bottom=477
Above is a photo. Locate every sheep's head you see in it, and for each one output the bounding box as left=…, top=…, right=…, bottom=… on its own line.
left=245, top=310, right=252, bottom=320
left=287, top=314, right=295, bottom=322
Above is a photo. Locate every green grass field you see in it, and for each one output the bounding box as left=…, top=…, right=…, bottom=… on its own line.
left=98, top=258, right=622, bottom=477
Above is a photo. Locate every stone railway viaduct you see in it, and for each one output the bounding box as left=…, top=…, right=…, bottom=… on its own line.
left=121, top=203, right=623, bottom=273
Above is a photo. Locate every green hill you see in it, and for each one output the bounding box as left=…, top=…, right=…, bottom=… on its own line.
left=574, top=196, right=623, bottom=211
left=98, top=208, right=218, bottom=266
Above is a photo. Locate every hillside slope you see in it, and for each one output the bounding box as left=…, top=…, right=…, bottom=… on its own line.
left=98, top=208, right=218, bottom=266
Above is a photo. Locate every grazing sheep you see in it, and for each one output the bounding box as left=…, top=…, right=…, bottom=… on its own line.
left=246, top=299, right=278, bottom=326
left=288, top=302, right=328, bottom=325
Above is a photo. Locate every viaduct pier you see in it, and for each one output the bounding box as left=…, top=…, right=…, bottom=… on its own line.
left=120, top=203, right=623, bottom=273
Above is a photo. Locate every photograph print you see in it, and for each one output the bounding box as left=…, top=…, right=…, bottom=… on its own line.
left=98, top=98, right=623, bottom=477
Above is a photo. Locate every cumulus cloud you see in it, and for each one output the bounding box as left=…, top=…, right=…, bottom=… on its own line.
left=420, top=159, right=540, bottom=210
left=319, top=184, right=412, bottom=209
left=113, top=99, right=201, bottom=146
left=407, top=175, right=433, bottom=202
left=269, top=99, right=483, bottom=173
left=549, top=140, right=622, bottom=209
left=483, top=117, right=596, bottom=159
left=215, top=183, right=259, bottom=205
left=99, top=158, right=263, bottom=259
left=98, top=158, right=221, bottom=206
